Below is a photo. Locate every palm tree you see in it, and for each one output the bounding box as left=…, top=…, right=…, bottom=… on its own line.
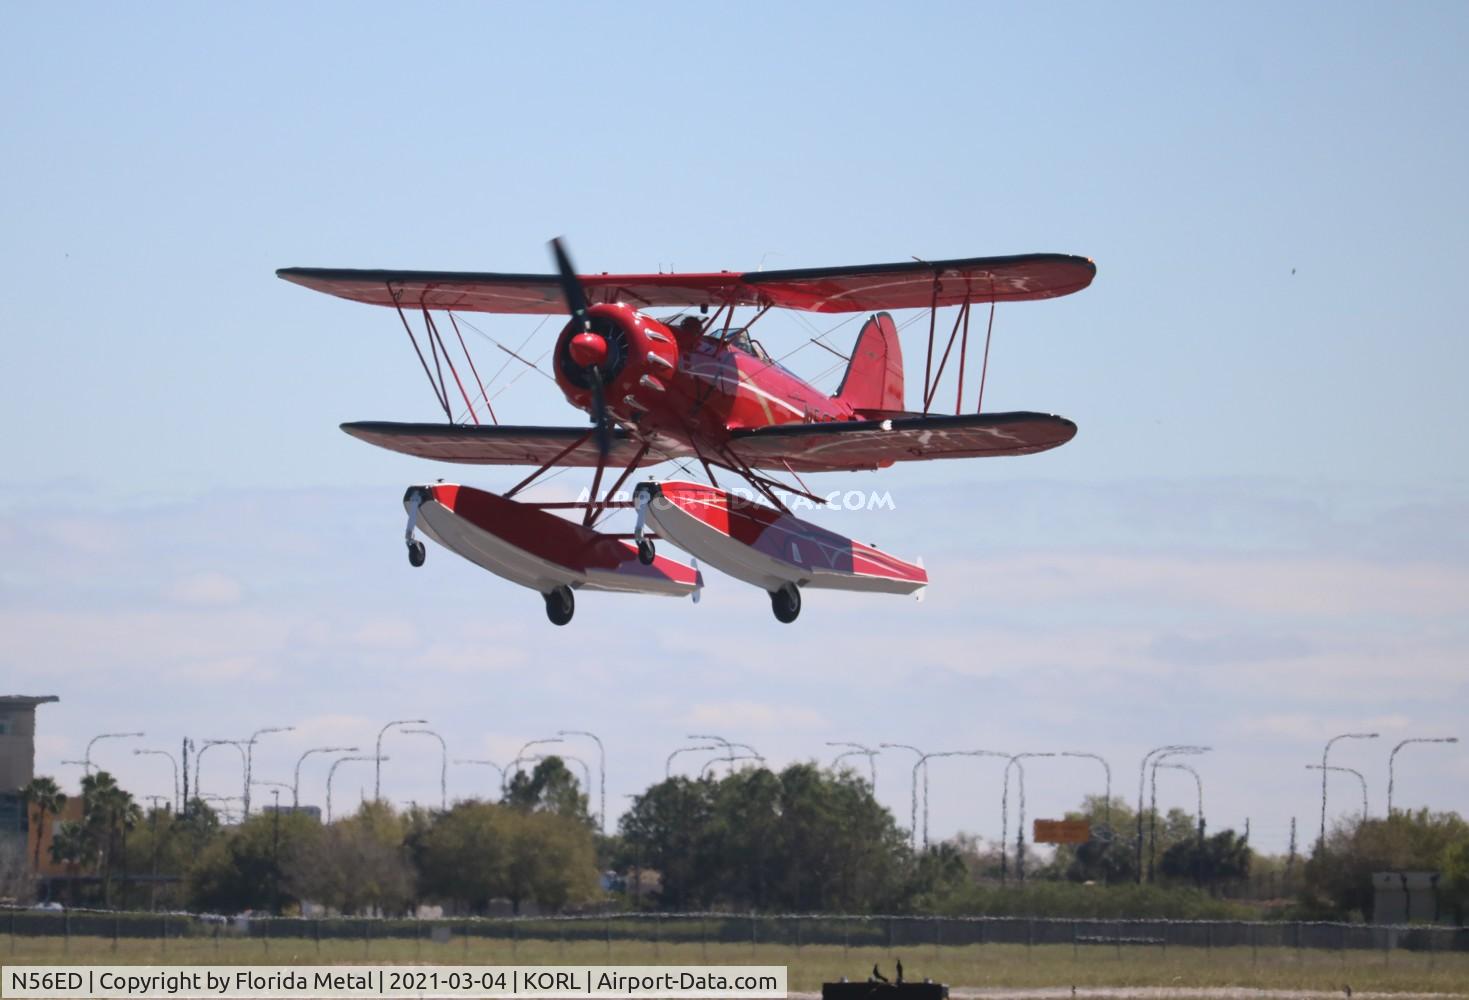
left=48, top=820, right=87, bottom=907
left=81, top=771, right=140, bottom=907
left=19, top=776, right=67, bottom=874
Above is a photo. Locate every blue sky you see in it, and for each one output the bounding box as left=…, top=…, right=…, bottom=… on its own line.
left=3, top=3, right=1466, bottom=853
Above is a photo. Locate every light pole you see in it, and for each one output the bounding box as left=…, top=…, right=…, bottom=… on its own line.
left=880, top=743, right=925, bottom=851
left=252, top=779, right=293, bottom=807
left=826, top=741, right=878, bottom=792
left=1135, top=744, right=1187, bottom=883
left=244, top=726, right=295, bottom=818
left=328, top=755, right=382, bottom=823
left=375, top=719, right=427, bottom=801
left=702, top=754, right=759, bottom=779
left=505, top=738, right=565, bottom=795
left=916, top=751, right=975, bottom=850
left=133, top=748, right=180, bottom=812
left=1308, top=764, right=1368, bottom=826
left=560, top=754, right=595, bottom=802
left=293, top=746, right=360, bottom=809
left=666, top=745, right=719, bottom=779
left=402, top=728, right=448, bottom=810
left=452, top=759, right=505, bottom=800
left=84, top=732, right=144, bottom=775
left=1002, top=753, right=1056, bottom=882
left=725, top=744, right=765, bottom=770
left=199, top=739, right=249, bottom=809
left=1060, top=751, right=1112, bottom=833
left=687, top=733, right=733, bottom=769
left=1157, top=762, right=1205, bottom=884
left=1319, top=732, right=1378, bottom=850
left=558, top=729, right=606, bottom=836
left=1149, top=746, right=1209, bottom=882
left=1387, top=737, right=1459, bottom=815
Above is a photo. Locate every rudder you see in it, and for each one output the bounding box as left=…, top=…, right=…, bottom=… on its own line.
left=834, top=312, right=904, bottom=415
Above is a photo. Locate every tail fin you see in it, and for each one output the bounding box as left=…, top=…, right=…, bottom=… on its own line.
left=834, top=312, right=904, bottom=415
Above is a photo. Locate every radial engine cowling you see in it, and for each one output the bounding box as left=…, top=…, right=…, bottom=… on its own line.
left=553, top=303, right=679, bottom=425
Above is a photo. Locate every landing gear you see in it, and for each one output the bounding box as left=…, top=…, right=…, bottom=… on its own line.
left=407, top=540, right=426, bottom=567
left=770, top=582, right=801, bottom=623
left=637, top=536, right=656, bottom=565
left=544, top=585, right=575, bottom=626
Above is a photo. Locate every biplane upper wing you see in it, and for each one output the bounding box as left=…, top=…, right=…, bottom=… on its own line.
left=726, top=412, right=1076, bottom=472
left=276, top=254, right=1093, bottom=315
left=277, top=269, right=765, bottom=314
left=341, top=421, right=668, bottom=466
left=743, top=254, right=1096, bottom=313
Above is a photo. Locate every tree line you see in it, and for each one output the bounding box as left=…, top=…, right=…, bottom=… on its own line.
left=13, top=760, right=1468, bottom=922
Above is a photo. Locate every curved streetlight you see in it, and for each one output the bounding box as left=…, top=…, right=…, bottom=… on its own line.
left=133, top=748, right=180, bottom=812
left=915, top=751, right=976, bottom=850
left=504, top=737, right=564, bottom=795
left=244, top=726, right=295, bottom=817
left=666, top=744, right=720, bottom=779
left=1157, top=762, right=1205, bottom=884
left=1060, top=751, right=1112, bottom=833
left=328, top=755, right=382, bottom=823
left=85, top=732, right=144, bottom=776
left=701, top=754, right=760, bottom=779
left=199, top=739, right=249, bottom=808
left=880, top=743, right=926, bottom=851
left=826, top=741, right=878, bottom=792
left=831, top=748, right=879, bottom=787
left=401, top=728, right=448, bottom=810
left=1135, top=744, right=1195, bottom=883
left=687, top=733, right=734, bottom=770
left=560, top=754, right=594, bottom=801
left=293, top=746, right=360, bottom=808
left=1319, top=732, right=1378, bottom=850
left=558, top=729, right=606, bottom=836
left=1149, top=746, right=1209, bottom=882
left=201, top=794, right=241, bottom=821
left=375, top=720, right=427, bottom=800
left=1387, top=737, right=1459, bottom=815
left=453, top=758, right=505, bottom=800
left=724, top=743, right=765, bottom=774
left=1002, top=753, right=1057, bottom=882
left=1307, top=764, right=1368, bottom=827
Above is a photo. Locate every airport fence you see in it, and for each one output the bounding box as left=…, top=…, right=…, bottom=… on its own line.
left=4, top=908, right=1467, bottom=958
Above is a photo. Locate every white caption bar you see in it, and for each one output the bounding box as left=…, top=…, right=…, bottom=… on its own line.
left=1, top=966, right=787, bottom=1000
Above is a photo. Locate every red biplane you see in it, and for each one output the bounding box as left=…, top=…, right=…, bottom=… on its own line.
left=277, top=241, right=1093, bottom=624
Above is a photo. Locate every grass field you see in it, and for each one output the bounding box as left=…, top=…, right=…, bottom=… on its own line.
left=4, top=934, right=1467, bottom=994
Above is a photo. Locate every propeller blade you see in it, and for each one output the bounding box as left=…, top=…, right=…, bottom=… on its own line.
left=549, top=237, right=591, bottom=332
left=588, top=369, right=611, bottom=460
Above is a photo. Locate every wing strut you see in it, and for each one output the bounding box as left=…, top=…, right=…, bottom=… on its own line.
left=390, top=284, right=452, bottom=420
left=446, top=311, right=497, bottom=425
left=504, top=430, right=595, bottom=499
left=922, top=296, right=972, bottom=413
left=976, top=300, right=997, bottom=412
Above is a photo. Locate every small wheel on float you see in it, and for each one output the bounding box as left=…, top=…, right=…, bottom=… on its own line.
left=770, top=582, right=801, bottom=623
left=407, top=540, right=426, bottom=567
left=544, top=585, right=575, bottom=626
left=637, top=537, right=656, bottom=565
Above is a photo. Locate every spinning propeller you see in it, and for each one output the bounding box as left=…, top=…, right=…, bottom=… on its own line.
left=551, top=237, right=613, bottom=459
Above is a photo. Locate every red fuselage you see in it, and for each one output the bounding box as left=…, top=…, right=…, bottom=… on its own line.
left=553, top=303, right=852, bottom=462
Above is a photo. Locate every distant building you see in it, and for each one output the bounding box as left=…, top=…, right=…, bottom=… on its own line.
left=262, top=804, right=323, bottom=822
left=1, top=695, right=61, bottom=844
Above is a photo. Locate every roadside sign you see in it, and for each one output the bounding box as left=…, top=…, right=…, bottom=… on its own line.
left=1033, top=818, right=1091, bottom=844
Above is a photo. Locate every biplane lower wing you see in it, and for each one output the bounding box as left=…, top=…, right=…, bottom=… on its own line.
left=341, top=421, right=656, bottom=466
left=726, top=411, right=1076, bottom=472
